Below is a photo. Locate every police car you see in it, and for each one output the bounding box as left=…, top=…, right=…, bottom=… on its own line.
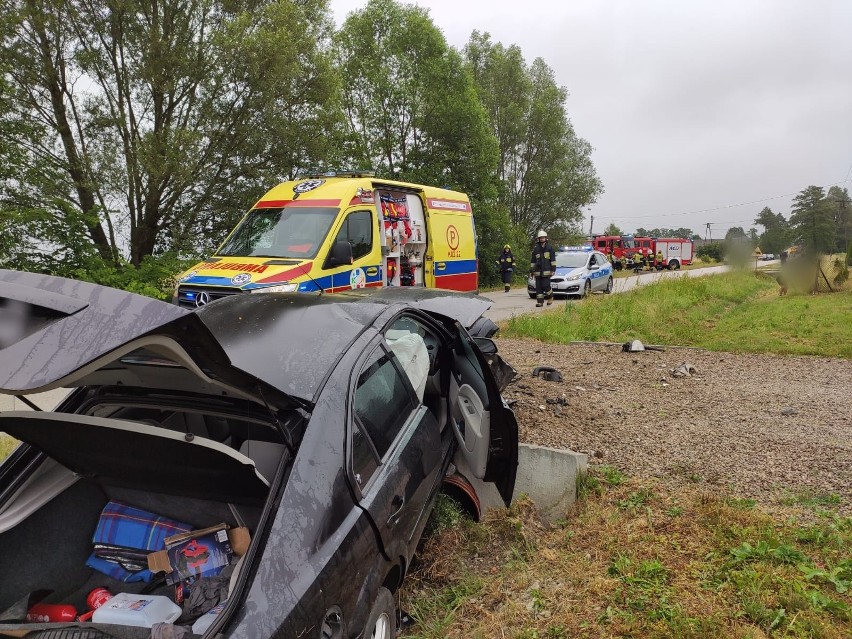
left=528, top=246, right=614, bottom=299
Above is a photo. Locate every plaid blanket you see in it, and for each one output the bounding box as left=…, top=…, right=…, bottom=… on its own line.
left=86, top=501, right=192, bottom=583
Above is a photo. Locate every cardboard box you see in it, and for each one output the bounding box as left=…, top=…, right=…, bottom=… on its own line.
left=148, top=524, right=250, bottom=583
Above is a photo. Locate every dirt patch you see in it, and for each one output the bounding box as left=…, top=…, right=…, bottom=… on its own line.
left=497, top=338, right=852, bottom=515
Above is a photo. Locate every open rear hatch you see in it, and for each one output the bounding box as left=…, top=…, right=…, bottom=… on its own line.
left=0, top=270, right=296, bottom=636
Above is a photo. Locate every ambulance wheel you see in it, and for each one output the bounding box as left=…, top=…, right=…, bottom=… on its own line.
left=604, top=277, right=614, bottom=294
left=581, top=280, right=592, bottom=297
left=364, top=587, right=395, bottom=639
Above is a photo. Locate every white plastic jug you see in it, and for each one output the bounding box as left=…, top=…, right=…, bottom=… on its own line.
left=91, top=592, right=181, bottom=628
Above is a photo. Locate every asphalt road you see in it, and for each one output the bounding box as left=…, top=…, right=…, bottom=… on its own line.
left=483, top=264, right=733, bottom=323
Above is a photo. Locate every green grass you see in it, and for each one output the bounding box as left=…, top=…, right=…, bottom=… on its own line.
left=402, top=477, right=852, bottom=638
left=0, top=434, right=18, bottom=460
left=501, top=270, right=852, bottom=358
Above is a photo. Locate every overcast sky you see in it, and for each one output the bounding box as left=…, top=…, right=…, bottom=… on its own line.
left=329, top=0, right=852, bottom=239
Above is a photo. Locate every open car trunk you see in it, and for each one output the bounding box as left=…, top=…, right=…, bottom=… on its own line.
left=0, top=366, right=297, bottom=637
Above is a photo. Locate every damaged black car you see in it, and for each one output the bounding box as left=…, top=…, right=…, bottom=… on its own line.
left=0, top=270, right=517, bottom=639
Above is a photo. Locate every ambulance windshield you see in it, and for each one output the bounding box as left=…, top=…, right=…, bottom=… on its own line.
left=217, top=207, right=340, bottom=259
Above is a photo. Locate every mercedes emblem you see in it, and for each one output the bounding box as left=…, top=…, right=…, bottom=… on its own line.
left=195, top=291, right=210, bottom=307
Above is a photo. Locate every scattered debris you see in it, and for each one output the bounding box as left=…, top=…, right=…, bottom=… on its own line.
left=622, top=339, right=645, bottom=352
left=622, top=339, right=666, bottom=353
left=671, top=362, right=697, bottom=378
left=780, top=407, right=797, bottom=417
left=532, top=366, right=563, bottom=382
left=545, top=397, right=569, bottom=406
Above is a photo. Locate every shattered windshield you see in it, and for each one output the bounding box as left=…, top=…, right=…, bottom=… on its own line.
left=217, top=207, right=340, bottom=259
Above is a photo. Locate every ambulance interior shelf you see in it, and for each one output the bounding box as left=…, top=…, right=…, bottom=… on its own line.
left=378, top=190, right=427, bottom=287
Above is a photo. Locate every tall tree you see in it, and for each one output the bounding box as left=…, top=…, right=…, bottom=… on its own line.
left=463, top=32, right=602, bottom=241
left=826, top=185, right=851, bottom=254
left=789, top=186, right=835, bottom=254
left=334, top=0, right=509, bottom=281
left=603, top=223, right=622, bottom=236
left=0, top=0, right=340, bottom=271
left=753, top=206, right=790, bottom=254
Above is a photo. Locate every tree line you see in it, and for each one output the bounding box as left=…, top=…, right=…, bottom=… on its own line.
left=0, top=0, right=602, bottom=294
left=600, top=184, right=852, bottom=263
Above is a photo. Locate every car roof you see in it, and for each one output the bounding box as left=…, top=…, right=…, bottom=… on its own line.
left=194, top=292, right=387, bottom=402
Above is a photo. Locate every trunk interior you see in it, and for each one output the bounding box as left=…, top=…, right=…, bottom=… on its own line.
left=0, top=387, right=297, bottom=635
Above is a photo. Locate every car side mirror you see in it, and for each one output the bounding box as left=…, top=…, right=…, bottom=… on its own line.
left=589, top=264, right=599, bottom=270
left=326, top=240, right=353, bottom=268
left=473, top=337, right=497, bottom=354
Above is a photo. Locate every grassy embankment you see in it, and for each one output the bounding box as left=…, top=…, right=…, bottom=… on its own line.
left=403, top=481, right=852, bottom=639
left=402, top=269, right=851, bottom=638
left=501, top=269, right=852, bottom=358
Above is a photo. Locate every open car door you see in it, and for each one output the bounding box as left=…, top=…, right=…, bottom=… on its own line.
left=448, top=322, right=518, bottom=506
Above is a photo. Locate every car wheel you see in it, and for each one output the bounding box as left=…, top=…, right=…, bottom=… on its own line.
left=604, top=276, right=613, bottom=294
left=364, top=587, right=395, bottom=639
left=669, top=260, right=680, bottom=270
left=581, top=280, right=592, bottom=297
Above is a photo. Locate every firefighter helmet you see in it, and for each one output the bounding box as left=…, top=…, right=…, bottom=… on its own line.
left=536, top=230, right=547, bottom=239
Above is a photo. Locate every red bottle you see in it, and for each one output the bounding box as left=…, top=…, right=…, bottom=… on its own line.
left=76, top=587, right=114, bottom=622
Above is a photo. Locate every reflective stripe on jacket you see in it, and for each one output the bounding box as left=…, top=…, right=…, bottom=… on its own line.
left=499, top=251, right=515, bottom=272
left=530, top=243, right=556, bottom=277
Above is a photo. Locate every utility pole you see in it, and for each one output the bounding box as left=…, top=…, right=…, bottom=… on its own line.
left=588, top=215, right=594, bottom=238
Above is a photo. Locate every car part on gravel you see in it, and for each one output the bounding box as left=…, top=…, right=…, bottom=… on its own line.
left=532, top=366, right=563, bottom=382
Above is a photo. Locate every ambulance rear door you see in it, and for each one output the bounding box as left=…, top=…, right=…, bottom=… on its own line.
left=423, top=197, right=478, bottom=292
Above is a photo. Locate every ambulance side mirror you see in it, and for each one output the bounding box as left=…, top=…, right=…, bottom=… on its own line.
left=327, top=240, right=354, bottom=268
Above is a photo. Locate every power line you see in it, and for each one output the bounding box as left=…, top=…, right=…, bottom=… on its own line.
left=595, top=179, right=851, bottom=222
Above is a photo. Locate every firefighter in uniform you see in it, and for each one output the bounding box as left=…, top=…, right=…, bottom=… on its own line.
left=497, top=244, right=515, bottom=292
left=656, top=249, right=664, bottom=269
left=530, top=230, right=556, bottom=307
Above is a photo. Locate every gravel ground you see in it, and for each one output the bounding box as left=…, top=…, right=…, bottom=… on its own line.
left=496, top=338, right=852, bottom=516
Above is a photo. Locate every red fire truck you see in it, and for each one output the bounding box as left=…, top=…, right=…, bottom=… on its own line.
left=591, top=234, right=694, bottom=270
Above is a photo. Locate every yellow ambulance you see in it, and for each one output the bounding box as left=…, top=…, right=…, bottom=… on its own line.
left=174, top=172, right=479, bottom=308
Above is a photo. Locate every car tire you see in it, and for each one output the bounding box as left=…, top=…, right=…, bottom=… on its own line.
left=604, top=276, right=613, bottom=294
left=669, top=260, right=680, bottom=270
left=364, top=587, right=395, bottom=639
left=581, top=280, right=592, bottom=297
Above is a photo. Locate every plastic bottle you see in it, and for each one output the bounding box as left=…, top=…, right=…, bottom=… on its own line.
left=91, top=593, right=181, bottom=628
left=191, top=601, right=228, bottom=635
